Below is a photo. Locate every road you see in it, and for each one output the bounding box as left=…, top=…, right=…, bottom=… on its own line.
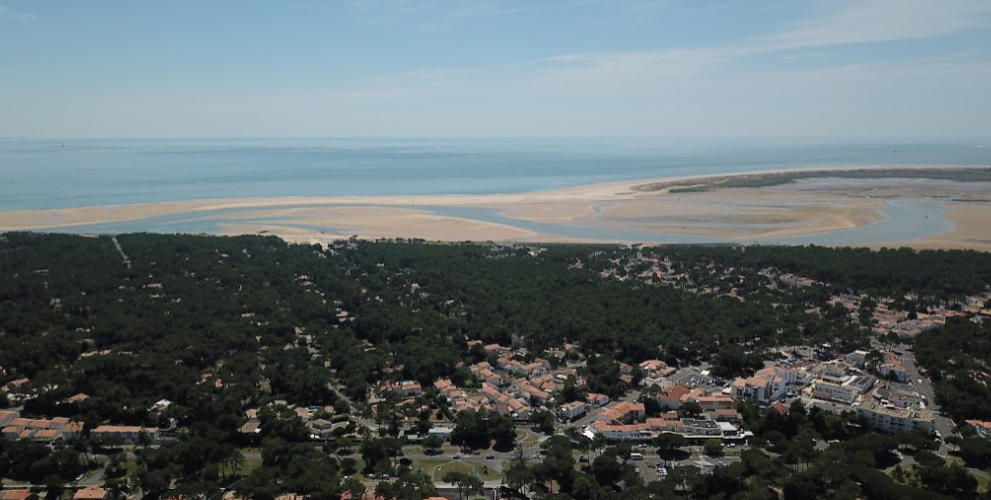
left=898, top=351, right=955, bottom=441
left=631, top=446, right=743, bottom=482
left=329, top=383, right=380, bottom=432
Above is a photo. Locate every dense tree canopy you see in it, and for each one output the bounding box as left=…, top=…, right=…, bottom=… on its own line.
left=2, top=233, right=991, bottom=499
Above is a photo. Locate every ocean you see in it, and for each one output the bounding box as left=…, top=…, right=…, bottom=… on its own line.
left=1, top=137, right=988, bottom=244
left=2, top=137, right=989, bottom=211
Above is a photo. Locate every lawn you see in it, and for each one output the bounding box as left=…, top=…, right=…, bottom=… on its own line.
left=418, top=457, right=503, bottom=482
left=235, top=458, right=263, bottom=477
left=125, top=459, right=143, bottom=476
left=463, top=459, right=502, bottom=481
left=417, top=458, right=451, bottom=471
left=431, top=460, right=474, bottom=481
left=974, top=472, right=990, bottom=494
left=518, top=434, right=540, bottom=447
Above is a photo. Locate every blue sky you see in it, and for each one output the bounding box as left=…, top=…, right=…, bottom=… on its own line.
left=1, top=0, right=990, bottom=137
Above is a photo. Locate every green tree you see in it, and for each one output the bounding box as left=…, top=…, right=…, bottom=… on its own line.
left=531, top=410, right=556, bottom=434
left=654, top=433, right=688, bottom=455
left=422, top=435, right=444, bottom=455
left=678, top=401, right=703, bottom=418
left=502, top=453, right=535, bottom=497
left=704, top=439, right=723, bottom=457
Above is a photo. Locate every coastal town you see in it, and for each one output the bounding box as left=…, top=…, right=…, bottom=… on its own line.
left=3, top=0, right=991, bottom=497
left=4, top=238, right=991, bottom=500
left=0, top=333, right=969, bottom=499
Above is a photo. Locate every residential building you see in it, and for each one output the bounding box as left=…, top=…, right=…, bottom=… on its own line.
left=855, top=386, right=934, bottom=434
left=0, top=410, right=18, bottom=426
left=0, top=415, right=83, bottom=442
left=561, top=401, right=587, bottom=420
left=695, top=396, right=734, bottom=412
left=1, top=490, right=31, bottom=500
left=91, top=425, right=160, bottom=444
left=844, top=350, right=868, bottom=369
left=966, top=420, right=991, bottom=439
left=74, top=487, right=112, bottom=500
left=878, top=358, right=908, bottom=383
left=731, top=365, right=811, bottom=404
left=586, top=393, right=609, bottom=407
left=398, top=381, right=422, bottom=397
left=650, top=385, right=690, bottom=410
left=639, top=359, right=674, bottom=378
left=766, top=402, right=788, bottom=417
left=708, top=409, right=742, bottom=422
left=856, top=402, right=933, bottom=435
left=598, top=402, right=645, bottom=425
left=812, top=375, right=876, bottom=404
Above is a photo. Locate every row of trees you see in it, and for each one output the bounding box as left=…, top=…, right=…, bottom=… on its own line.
left=914, top=316, right=991, bottom=421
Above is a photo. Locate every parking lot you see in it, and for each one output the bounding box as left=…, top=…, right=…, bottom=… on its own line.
left=668, top=366, right=725, bottom=390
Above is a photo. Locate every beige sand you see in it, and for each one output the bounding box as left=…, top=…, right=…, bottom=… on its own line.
left=1, top=168, right=989, bottom=249
left=872, top=203, right=991, bottom=252
left=214, top=206, right=539, bottom=242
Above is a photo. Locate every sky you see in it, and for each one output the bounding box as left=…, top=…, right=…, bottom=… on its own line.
left=1, top=0, right=990, bottom=138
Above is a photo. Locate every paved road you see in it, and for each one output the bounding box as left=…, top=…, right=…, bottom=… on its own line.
left=329, top=383, right=380, bottom=432
left=899, top=352, right=954, bottom=440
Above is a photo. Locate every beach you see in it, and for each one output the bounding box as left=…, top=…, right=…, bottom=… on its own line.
left=2, top=167, right=990, bottom=250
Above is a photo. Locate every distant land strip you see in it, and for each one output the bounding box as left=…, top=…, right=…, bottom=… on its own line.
left=632, top=166, right=991, bottom=193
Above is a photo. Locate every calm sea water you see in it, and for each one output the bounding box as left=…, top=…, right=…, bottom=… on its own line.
left=2, top=137, right=988, bottom=244
left=2, top=137, right=989, bottom=211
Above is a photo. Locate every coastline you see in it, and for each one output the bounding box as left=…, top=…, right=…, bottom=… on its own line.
left=2, top=166, right=990, bottom=250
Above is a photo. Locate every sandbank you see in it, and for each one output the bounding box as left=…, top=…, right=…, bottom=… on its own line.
left=1, top=166, right=989, bottom=250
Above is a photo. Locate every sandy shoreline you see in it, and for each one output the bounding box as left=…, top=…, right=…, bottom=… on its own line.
left=2, top=167, right=990, bottom=250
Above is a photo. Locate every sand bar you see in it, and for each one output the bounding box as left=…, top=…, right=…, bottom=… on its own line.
left=1, top=167, right=989, bottom=249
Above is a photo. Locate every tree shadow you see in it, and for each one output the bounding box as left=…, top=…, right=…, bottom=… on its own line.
left=658, top=449, right=691, bottom=462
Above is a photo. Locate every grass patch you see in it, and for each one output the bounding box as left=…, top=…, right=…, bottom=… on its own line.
left=463, top=459, right=502, bottom=481
left=418, top=458, right=502, bottom=482
left=974, top=472, right=990, bottom=494
left=236, top=458, right=263, bottom=477
left=416, top=458, right=451, bottom=472
left=125, top=459, right=143, bottom=476
left=669, top=186, right=713, bottom=193
left=431, top=461, right=474, bottom=481
left=518, top=434, right=539, bottom=447
left=720, top=177, right=796, bottom=189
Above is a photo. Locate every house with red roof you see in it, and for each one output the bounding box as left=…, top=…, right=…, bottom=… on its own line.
left=767, top=402, right=789, bottom=417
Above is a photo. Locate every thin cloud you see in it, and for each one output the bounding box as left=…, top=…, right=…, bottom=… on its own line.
left=535, top=0, right=991, bottom=85
left=0, top=5, right=37, bottom=23
left=761, top=0, right=991, bottom=50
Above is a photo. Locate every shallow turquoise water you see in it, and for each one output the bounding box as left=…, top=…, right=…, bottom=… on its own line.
left=2, top=137, right=986, bottom=244
left=34, top=199, right=955, bottom=246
